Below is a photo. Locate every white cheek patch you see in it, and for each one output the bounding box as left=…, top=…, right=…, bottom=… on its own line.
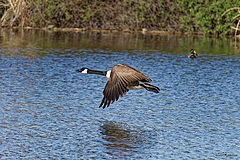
left=106, top=70, right=111, bottom=78
left=82, top=68, right=88, bottom=73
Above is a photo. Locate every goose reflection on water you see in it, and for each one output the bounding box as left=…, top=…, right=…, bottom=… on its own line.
left=101, top=122, right=138, bottom=154
left=100, top=121, right=157, bottom=158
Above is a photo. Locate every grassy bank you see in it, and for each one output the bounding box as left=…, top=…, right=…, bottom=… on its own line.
left=0, top=0, right=240, bottom=36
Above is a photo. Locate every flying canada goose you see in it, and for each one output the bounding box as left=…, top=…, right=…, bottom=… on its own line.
left=76, top=64, right=160, bottom=109
left=188, top=49, right=198, bottom=58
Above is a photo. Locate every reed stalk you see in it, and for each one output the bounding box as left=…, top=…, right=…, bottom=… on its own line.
left=222, top=7, right=240, bottom=37
left=0, top=0, right=26, bottom=27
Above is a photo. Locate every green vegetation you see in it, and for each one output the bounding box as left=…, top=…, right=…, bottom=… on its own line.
left=1, top=0, right=240, bottom=36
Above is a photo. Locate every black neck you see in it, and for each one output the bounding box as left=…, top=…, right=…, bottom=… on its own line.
left=87, top=69, right=107, bottom=76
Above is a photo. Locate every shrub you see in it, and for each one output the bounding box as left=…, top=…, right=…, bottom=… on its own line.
left=0, top=0, right=240, bottom=35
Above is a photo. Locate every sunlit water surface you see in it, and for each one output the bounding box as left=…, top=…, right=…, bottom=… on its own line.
left=0, top=29, right=240, bottom=159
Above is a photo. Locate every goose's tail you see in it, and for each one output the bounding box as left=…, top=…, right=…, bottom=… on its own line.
left=141, top=83, right=160, bottom=93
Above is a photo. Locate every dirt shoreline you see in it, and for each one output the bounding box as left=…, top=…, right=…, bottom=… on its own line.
left=0, top=26, right=212, bottom=37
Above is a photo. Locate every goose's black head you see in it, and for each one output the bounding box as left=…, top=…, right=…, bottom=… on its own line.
left=76, top=67, right=89, bottom=73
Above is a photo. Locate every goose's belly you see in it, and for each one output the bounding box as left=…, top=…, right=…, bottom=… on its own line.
left=127, top=85, right=144, bottom=90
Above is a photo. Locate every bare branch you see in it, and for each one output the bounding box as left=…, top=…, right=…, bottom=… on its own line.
left=222, top=7, right=240, bottom=17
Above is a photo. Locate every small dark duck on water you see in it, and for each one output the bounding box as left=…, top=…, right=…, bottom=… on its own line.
left=188, top=49, right=198, bottom=58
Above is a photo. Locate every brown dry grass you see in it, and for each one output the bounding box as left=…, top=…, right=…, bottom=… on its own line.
left=222, top=7, right=240, bottom=37
left=0, top=0, right=26, bottom=27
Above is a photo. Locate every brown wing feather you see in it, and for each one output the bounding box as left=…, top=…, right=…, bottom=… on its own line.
left=115, top=64, right=151, bottom=82
left=99, top=64, right=151, bottom=108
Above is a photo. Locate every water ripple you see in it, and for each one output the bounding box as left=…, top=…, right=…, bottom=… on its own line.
left=0, top=36, right=240, bottom=159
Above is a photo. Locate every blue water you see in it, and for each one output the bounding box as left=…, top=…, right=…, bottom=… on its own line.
left=0, top=31, right=240, bottom=159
